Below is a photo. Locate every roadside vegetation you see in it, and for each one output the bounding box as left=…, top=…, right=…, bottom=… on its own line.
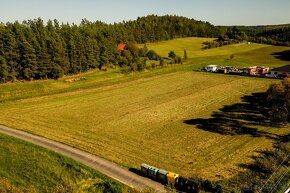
left=0, top=134, right=140, bottom=193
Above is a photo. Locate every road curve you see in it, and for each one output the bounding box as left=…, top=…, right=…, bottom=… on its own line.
left=0, top=125, right=166, bottom=192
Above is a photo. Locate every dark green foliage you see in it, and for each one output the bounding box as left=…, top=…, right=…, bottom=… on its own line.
left=202, top=180, right=214, bottom=192
left=219, top=25, right=290, bottom=46
left=0, top=15, right=221, bottom=82
left=189, top=178, right=225, bottom=193
left=0, top=56, right=8, bottom=82
left=214, top=184, right=223, bottom=193
left=139, top=44, right=148, bottom=57
left=267, top=79, right=290, bottom=123
left=19, top=38, right=37, bottom=80
left=203, top=36, right=239, bottom=50
left=168, top=51, right=182, bottom=64
left=146, top=50, right=160, bottom=60
left=168, top=51, right=176, bottom=59
left=137, top=62, right=146, bottom=72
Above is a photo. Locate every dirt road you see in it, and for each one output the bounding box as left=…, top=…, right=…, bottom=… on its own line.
left=0, top=125, right=166, bottom=192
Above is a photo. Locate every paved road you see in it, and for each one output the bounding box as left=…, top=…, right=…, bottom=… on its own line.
left=0, top=125, right=166, bottom=192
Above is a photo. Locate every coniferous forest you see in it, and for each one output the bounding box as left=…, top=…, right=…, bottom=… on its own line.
left=1, top=15, right=290, bottom=83
left=0, top=15, right=219, bottom=82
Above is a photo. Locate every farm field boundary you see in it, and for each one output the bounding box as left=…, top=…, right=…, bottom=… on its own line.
left=0, top=125, right=166, bottom=193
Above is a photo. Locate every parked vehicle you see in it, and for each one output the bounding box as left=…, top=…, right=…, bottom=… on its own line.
left=204, top=65, right=218, bottom=72
left=140, top=163, right=199, bottom=193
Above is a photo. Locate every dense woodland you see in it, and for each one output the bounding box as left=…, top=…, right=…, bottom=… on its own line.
left=220, top=24, right=290, bottom=46
left=0, top=15, right=219, bottom=82
left=0, top=15, right=290, bottom=82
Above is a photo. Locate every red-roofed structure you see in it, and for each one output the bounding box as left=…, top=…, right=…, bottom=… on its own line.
left=117, top=44, right=126, bottom=51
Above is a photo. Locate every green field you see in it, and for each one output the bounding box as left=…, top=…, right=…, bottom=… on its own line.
left=142, top=37, right=290, bottom=68
left=0, top=134, right=131, bottom=193
left=0, top=38, right=289, bottom=183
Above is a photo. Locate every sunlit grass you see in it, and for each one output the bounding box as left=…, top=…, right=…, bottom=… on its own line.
left=1, top=37, right=289, bottom=181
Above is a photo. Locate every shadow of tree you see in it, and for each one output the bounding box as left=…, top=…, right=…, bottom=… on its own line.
left=231, top=132, right=290, bottom=192
left=271, top=50, right=290, bottom=61
left=184, top=92, right=281, bottom=140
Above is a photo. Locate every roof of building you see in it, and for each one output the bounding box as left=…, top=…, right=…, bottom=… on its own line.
left=271, top=65, right=290, bottom=72
left=117, top=43, right=126, bottom=51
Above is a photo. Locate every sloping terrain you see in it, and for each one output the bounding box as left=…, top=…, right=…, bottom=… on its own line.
left=0, top=38, right=289, bottom=181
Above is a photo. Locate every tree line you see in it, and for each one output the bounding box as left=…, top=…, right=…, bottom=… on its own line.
left=0, top=15, right=220, bottom=82
left=219, top=25, right=290, bottom=47
left=203, top=26, right=249, bottom=49
left=267, top=79, right=290, bottom=123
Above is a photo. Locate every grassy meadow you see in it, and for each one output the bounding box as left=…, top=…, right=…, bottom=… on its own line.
left=0, top=134, right=131, bottom=193
left=0, top=38, right=290, bottom=182
left=142, top=37, right=290, bottom=68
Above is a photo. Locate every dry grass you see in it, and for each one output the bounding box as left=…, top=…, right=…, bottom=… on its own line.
left=1, top=37, right=290, bottom=182
left=0, top=71, right=288, bottom=180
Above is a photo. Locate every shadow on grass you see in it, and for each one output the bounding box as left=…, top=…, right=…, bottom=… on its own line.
left=271, top=50, right=290, bottom=61
left=184, top=92, right=281, bottom=140
left=230, top=132, right=290, bottom=192
left=183, top=90, right=290, bottom=192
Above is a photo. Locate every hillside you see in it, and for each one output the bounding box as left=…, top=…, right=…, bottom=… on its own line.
left=1, top=15, right=289, bottom=83
left=0, top=37, right=289, bottom=192
left=0, top=134, right=131, bottom=193
left=0, top=15, right=219, bottom=83
left=219, top=24, right=290, bottom=46
left=142, top=37, right=290, bottom=68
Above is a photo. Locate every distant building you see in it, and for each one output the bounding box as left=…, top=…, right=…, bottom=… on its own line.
left=205, top=65, right=218, bottom=72
left=270, top=65, right=290, bottom=78
left=117, top=43, right=126, bottom=51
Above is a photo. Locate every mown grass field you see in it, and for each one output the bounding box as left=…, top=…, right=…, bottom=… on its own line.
left=0, top=38, right=289, bottom=181
left=0, top=134, right=129, bottom=193
left=142, top=37, right=290, bottom=68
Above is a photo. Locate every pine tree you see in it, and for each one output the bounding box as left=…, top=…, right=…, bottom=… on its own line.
left=3, top=30, right=20, bottom=80
left=67, top=37, right=79, bottom=73
left=168, top=51, right=176, bottom=59
left=99, top=46, right=109, bottom=70
left=85, top=37, right=99, bottom=70
left=0, top=56, right=9, bottom=83
left=38, top=43, right=52, bottom=79
left=19, top=37, right=37, bottom=80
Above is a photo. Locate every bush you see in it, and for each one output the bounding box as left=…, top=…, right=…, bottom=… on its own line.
left=202, top=180, right=214, bottom=192
left=267, top=79, right=290, bottom=123
left=121, top=66, right=131, bottom=74
left=146, top=50, right=160, bottom=60
left=137, top=63, right=146, bottom=72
